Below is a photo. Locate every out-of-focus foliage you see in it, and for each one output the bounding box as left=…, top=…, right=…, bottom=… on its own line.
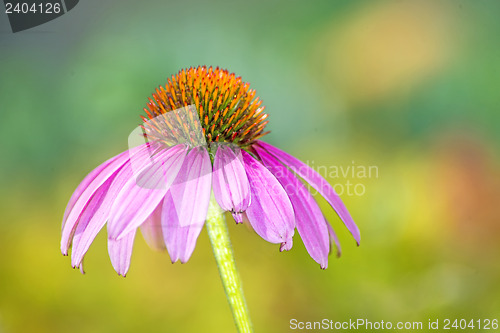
left=1, top=0, right=499, bottom=332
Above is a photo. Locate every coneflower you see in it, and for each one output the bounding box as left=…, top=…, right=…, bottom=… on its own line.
left=61, top=66, right=360, bottom=332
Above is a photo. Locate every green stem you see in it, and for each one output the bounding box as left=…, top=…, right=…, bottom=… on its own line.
left=205, top=195, right=253, bottom=333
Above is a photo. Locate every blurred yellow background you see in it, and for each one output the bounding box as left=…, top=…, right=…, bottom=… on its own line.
left=1, top=0, right=499, bottom=332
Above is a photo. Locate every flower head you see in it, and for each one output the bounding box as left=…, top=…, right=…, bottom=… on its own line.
left=142, top=66, right=269, bottom=148
left=61, top=66, right=360, bottom=276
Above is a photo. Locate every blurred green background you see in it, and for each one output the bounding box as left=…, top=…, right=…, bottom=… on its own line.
left=1, top=0, right=499, bottom=332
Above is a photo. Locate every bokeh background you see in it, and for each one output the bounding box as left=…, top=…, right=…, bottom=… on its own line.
left=1, top=0, right=499, bottom=332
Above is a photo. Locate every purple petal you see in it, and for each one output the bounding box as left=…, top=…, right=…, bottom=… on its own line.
left=70, top=176, right=114, bottom=268
left=162, top=146, right=212, bottom=263
left=140, top=202, right=166, bottom=251
left=61, top=143, right=156, bottom=255
left=108, top=228, right=137, bottom=276
left=326, top=221, right=342, bottom=258
left=62, top=153, right=119, bottom=230
left=107, top=144, right=188, bottom=240
left=256, top=141, right=360, bottom=245
left=70, top=163, right=133, bottom=268
left=212, top=145, right=251, bottom=214
left=242, top=151, right=294, bottom=248
left=257, top=148, right=330, bottom=269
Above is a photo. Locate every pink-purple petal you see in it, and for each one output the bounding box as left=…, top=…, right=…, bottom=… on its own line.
left=242, top=151, right=295, bottom=248
left=108, top=228, right=137, bottom=276
left=140, top=202, right=166, bottom=251
left=256, top=141, right=360, bottom=245
left=212, top=145, right=251, bottom=214
left=62, top=153, right=119, bottom=230
left=61, top=143, right=155, bottom=255
left=70, top=163, right=133, bottom=268
left=326, top=220, right=342, bottom=258
left=162, top=147, right=212, bottom=263
left=107, top=144, right=187, bottom=240
left=257, top=147, right=330, bottom=269
left=70, top=176, right=114, bottom=268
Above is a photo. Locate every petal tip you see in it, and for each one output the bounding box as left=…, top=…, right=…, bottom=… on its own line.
left=72, top=264, right=85, bottom=274
left=232, top=212, right=243, bottom=224
left=279, top=239, right=293, bottom=252
left=170, top=257, right=179, bottom=264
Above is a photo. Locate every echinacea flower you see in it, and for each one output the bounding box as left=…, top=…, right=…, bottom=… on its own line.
left=61, top=66, right=360, bottom=277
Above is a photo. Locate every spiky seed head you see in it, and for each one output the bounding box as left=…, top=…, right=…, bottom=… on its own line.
left=143, top=66, right=270, bottom=148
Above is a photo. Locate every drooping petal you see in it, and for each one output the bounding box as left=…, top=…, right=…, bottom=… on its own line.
left=70, top=176, right=114, bottom=268
left=108, top=228, right=137, bottom=276
left=162, top=146, right=212, bottom=263
left=242, top=150, right=294, bottom=248
left=256, top=141, right=360, bottom=245
left=162, top=192, right=205, bottom=264
left=212, top=145, right=251, bottom=214
left=325, top=221, right=342, bottom=258
left=70, top=163, right=133, bottom=268
left=140, top=202, right=166, bottom=251
left=62, top=153, right=120, bottom=230
left=257, top=147, right=330, bottom=268
left=107, top=144, right=188, bottom=240
left=61, top=143, right=156, bottom=255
